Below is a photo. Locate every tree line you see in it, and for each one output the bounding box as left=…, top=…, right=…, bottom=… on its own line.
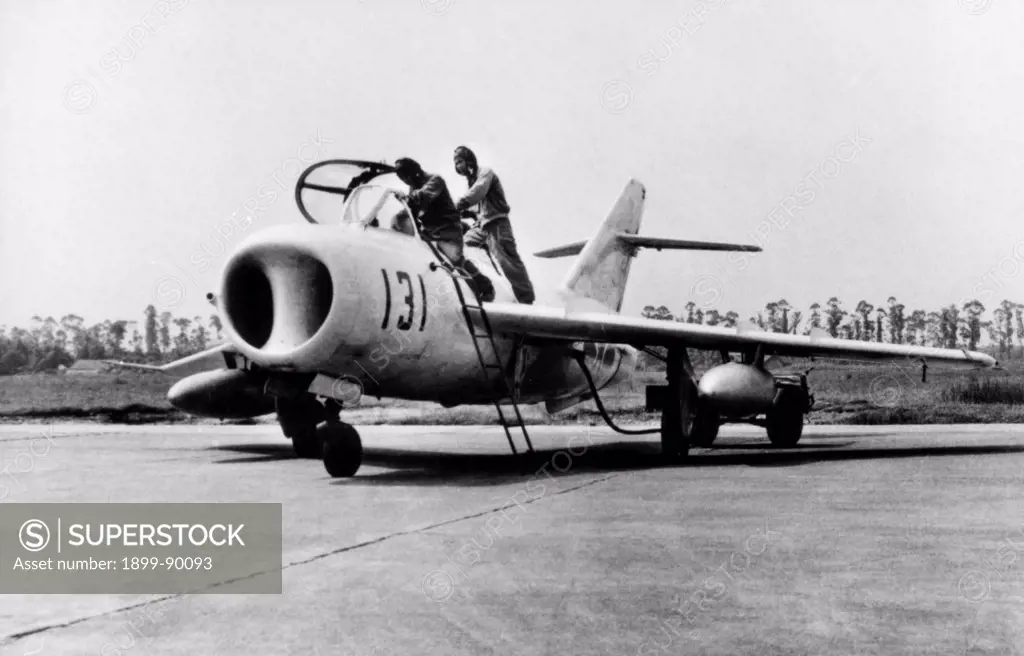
left=645, top=296, right=1022, bottom=356
left=1, top=297, right=1020, bottom=375
left=0, top=305, right=222, bottom=375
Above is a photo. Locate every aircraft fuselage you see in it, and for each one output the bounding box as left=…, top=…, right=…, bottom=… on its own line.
left=208, top=222, right=634, bottom=413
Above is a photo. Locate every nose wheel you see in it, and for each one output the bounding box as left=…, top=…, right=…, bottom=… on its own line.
left=291, top=426, right=323, bottom=459
left=278, top=397, right=328, bottom=459
left=320, top=421, right=363, bottom=477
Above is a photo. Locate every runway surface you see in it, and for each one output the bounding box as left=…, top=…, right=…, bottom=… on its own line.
left=0, top=423, right=1022, bottom=655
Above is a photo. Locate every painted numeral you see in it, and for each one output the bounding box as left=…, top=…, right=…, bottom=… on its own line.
left=380, top=269, right=391, bottom=329
left=381, top=269, right=428, bottom=332
left=396, top=271, right=414, bottom=330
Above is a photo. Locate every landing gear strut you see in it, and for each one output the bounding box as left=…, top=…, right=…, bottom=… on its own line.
left=276, top=393, right=363, bottom=475
left=661, top=347, right=698, bottom=460
left=277, top=397, right=327, bottom=459
left=292, top=425, right=322, bottom=459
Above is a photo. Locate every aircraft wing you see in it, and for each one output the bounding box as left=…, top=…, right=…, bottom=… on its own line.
left=104, top=343, right=241, bottom=378
left=477, top=303, right=997, bottom=368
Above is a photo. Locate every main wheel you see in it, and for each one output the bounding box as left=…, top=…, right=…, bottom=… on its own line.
left=291, top=425, right=322, bottom=459
left=691, top=408, right=720, bottom=448
left=766, top=389, right=805, bottom=447
left=321, top=422, right=363, bottom=477
left=661, top=379, right=698, bottom=460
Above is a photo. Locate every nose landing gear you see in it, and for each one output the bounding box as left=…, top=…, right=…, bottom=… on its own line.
left=291, top=425, right=323, bottom=459
left=277, top=395, right=364, bottom=476
left=277, top=397, right=327, bottom=459
left=320, top=420, right=363, bottom=478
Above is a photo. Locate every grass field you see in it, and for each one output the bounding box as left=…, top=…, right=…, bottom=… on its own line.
left=1, top=357, right=1021, bottom=425
left=0, top=370, right=178, bottom=422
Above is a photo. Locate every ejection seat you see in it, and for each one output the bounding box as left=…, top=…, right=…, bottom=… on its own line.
left=343, top=185, right=418, bottom=237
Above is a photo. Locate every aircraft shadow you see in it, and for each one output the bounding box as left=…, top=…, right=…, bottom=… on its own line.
left=207, top=440, right=1024, bottom=486
left=210, top=444, right=297, bottom=464
left=345, top=441, right=1024, bottom=486
left=714, top=441, right=854, bottom=450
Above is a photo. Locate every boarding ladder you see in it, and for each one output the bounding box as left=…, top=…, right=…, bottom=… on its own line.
left=430, top=249, right=535, bottom=457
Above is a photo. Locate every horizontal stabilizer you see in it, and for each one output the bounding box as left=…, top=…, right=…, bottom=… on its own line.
left=617, top=234, right=762, bottom=253
left=534, top=232, right=761, bottom=259
left=534, top=240, right=588, bottom=258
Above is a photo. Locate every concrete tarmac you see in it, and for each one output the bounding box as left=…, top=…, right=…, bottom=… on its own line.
left=0, top=423, right=1022, bottom=655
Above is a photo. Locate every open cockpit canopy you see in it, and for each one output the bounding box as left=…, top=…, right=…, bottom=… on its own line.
left=295, top=160, right=416, bottom=236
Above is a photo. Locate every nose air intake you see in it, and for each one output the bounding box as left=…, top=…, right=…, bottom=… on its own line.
left=222, top=248, right=334, bottom=354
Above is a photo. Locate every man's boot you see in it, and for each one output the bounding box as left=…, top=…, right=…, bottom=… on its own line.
left=472, top=274, right=496, bottom=303
left=461, top=260, right=495, bottom=303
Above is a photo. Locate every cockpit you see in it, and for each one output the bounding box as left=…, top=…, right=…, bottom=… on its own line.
left=294, top=159, right=418, bottom=238
left=342, top=185, right=416, bottom=236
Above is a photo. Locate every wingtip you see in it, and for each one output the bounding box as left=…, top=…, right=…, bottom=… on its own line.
left=964, top=350, right=998, bottom=368
left=103, top=359, right=164, bottom=372
left=736, top=320, right=764, bottom=334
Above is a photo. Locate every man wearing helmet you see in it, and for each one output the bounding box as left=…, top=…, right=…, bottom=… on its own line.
left=393, top=157, right=495, bottom=302
left=452, top=146, right=536, bottom=305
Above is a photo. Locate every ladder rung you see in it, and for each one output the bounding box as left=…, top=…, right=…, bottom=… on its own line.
left=440, top=267, right=534, bottom=455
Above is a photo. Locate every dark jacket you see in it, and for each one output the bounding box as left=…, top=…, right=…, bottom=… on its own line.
left=407, top=174, right=463, bottom=242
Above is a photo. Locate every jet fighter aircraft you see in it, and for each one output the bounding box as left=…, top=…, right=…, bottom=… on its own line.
left=121, top=159, right=997, bottom=477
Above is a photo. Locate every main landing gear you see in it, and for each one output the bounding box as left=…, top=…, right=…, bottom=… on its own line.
left=576, top=346, right=718, bottom=461
left=660, top=347, right=720, bottom=459
left=276, top=397, right=364, bottom=477
left=691, top=410, right=720, bottom=448
left=764, top=378, right=811, bottom=448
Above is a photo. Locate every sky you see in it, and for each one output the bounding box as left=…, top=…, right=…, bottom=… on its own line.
left=1, top=0, right=1022, bottom=329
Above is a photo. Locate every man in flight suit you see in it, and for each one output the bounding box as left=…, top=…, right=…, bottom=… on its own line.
left=453, top=146, right=536, bottom=305
left=393, top=157, right=495, bottom=302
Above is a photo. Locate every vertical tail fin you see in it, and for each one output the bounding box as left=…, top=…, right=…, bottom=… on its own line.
left=534, top=179, right=762, bottom=314
left=560, top=179, right=646, bottom=313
